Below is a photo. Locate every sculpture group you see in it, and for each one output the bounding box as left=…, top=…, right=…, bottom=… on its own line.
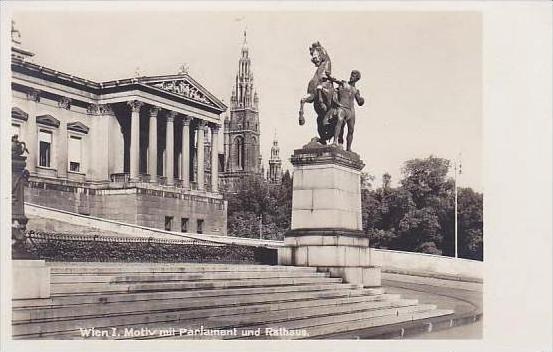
left=298, top=42, right=365, bottom=152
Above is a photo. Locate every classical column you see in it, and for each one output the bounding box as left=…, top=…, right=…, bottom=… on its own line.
left=197, top=120, right=207, bottom=191
left=128, top=100, right=143, bottom=180
left=87, top=103, right=113, bottom=181
left=165, top=111, right=177, bottom=186
left=210, top=124, right=220, bottom=192
left=148, top=106, right=160, bottom=182
left=181, top=116, right=193, bottom=189
left=25, top=89, right=40, bottom=174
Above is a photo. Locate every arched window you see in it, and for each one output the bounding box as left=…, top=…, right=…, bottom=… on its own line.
left=235, top=136, right=245, bottom=170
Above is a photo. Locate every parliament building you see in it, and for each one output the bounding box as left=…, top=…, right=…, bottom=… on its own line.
left=10, top=24, right=228, bottom=235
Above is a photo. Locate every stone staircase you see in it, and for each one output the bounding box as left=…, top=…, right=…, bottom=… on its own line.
left=12, top=263, right=454, bottom=340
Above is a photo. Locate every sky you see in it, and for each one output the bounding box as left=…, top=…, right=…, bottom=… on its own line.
left=13, top=10, right=482, bottom=191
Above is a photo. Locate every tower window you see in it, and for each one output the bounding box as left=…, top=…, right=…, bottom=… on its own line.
left=235, top=136, right=245, bottom=170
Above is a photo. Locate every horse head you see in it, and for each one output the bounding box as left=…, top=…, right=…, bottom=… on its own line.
left=309, top=41, right=329, bottom=68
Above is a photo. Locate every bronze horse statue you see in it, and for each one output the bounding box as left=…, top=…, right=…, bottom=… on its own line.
left=299, top=42, right=336, bottom=144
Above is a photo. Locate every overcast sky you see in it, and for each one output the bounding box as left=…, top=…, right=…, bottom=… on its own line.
left=14, top=11, right=482, bottom=191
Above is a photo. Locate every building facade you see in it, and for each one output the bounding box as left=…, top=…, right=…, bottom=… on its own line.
left=10, top=25, right=228, bottom=235
left=222, top=32, right=262, bottom=190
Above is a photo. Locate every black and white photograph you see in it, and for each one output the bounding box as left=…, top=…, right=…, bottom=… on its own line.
left=1, top=1, right=551, bottom=351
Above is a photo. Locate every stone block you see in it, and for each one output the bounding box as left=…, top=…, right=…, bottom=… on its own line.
left=291, top=209, right=360, bottom=230
left=322, top=266, right=363, bottom=285
left=304, top=245, right=345, bottom=267
left=292, top=246, right=309, bottom=266
left=284, top=233, right=369, bottom=247
left=12, top=260, right=50, bottom=299
left=277, top=247, right=293, bottom=266
left=323, top=235, right=351, bottom=246
left=312, top=188, right=343, bottom=210
left=363, top=266, right=382, bottom=287
left=292, top=189, right=313, bottom=210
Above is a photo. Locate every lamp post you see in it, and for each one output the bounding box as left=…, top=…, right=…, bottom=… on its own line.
left=454, top=153, right=462, bottom=258
left=258, top=214, right=263, bottom=240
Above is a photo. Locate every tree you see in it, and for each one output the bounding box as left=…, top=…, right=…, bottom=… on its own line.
left=400, top=156, right=451, bottom=209
left=382, top=172, right=392, bottom=190
left=225, top=171, right=293, bottom=241
left=457, top=187, right=483, bottom=260
left=361, top=157, right=483, bottom=261
left=397, top=207, right=442, bottom=251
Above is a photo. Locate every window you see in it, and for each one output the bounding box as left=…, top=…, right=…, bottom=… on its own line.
left=197, top=219, right=204, bottom=234
left=11, top=123, right=21, bottom=139
left=38, top=130, right=52, bottom=167
left=164, top=216, right=173, bottom=231
left=69, top=162, right=80, bottom=172
left=68, top=136, right=82, bottom=172
left=181, top=218, right=189, bottom=233
left=235, top=137, right=245, bottom=170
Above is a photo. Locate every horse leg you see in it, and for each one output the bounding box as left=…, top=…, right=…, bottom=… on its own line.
left=299, top=94, right=314, bottom=126
left=317, top=115, right=327, bottom=144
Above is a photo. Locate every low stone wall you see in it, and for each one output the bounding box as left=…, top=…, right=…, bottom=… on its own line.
left=370, top=248, right=483, bottom=281
left=25, top=203, right=283, bottom=248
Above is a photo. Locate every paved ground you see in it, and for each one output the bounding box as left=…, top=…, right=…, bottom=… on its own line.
left=382, top=272, right=483, bottom=339
left=318, top=272, right=483, bottom=339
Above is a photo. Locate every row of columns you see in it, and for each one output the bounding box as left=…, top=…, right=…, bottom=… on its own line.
left=127, top=100, right=220, bottom=192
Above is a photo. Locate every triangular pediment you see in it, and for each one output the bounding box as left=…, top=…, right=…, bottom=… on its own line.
left=12, top=107, right=28, bottom=121
left=67, top=121, right=89, bottom=134
left=143, top=76, right=226, bottom=111
left=36, top=114, right=60, bottom=128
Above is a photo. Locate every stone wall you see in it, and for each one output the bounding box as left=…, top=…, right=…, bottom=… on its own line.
left=370, top=248, right=483, bottom=281
left=25, top=182, right=227, bottom=235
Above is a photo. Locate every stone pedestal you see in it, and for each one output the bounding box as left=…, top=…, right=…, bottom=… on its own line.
left=278, top=144, right=381, bottom=287
left=12, top=260, right=51, bottom=299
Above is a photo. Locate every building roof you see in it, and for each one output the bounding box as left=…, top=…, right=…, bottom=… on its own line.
left=11, top=57, right=228, bottom=115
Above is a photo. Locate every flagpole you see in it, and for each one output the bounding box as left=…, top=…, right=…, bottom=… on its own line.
left=454, top=158, right=458, bottom=258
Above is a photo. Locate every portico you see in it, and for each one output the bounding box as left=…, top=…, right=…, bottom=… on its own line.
left=116, top=98, right=221, bottom=192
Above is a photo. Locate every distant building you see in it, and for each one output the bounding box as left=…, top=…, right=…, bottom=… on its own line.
left=10, top=22, right=228, bottom=235
left=267, top=134, right=283, bottom=184
left=222, top=31, right=262, bottom=191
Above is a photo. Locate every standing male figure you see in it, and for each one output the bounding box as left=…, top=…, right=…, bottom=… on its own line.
left=325, top=70, right=365, bottom=151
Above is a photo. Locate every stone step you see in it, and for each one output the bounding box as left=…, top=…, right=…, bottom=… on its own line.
left=14, top=288, right=396, bottom=322
left=50, top=277, right=344, bottom=295
left=49, top=263, right=315, bottom=274
left=13, top=283, right=370, bottom=308
left=16, top=297, right=417, bottom=339
left=234, top=308, right=456, bottom=340
left=50, top=271, right=330, bottom=284
left=176, top=304, right=438, bottom=340
left=97, top=300, right=428, bottom=340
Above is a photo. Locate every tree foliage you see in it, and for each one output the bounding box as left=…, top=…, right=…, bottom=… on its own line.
left=225, top=171, right=292, bottom=241
left=363, top=156, right=483, bottom=260
left=225, top=156, right=483, bottom=261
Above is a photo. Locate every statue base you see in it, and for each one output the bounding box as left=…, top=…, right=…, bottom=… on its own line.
left=279, top=145, right=381, bottom=287
left=12, top=260, right=51, bottom=299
